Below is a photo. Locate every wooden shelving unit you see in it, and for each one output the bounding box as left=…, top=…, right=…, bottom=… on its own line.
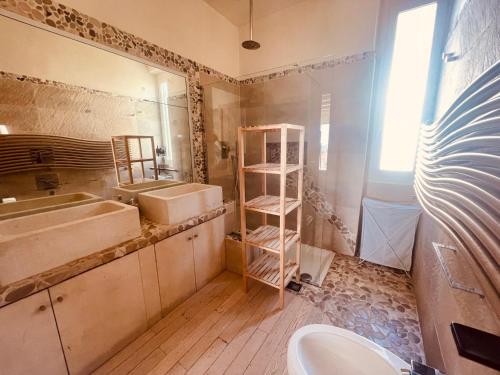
left=238, top=123, right=305, bottom=308
left=111, top=135, right=158, bottom=185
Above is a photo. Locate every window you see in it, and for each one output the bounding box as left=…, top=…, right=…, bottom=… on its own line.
left=379, top=2, right=437, bottom=172
left=319, top=93, right=331, bottom=171
left=159, top=82, right=173, bottom=162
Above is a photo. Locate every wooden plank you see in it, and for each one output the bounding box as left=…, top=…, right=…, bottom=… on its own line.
left=246, top=225, right=299, bottom=253
left=263, top=301, right=317, bottom=375
left=278, top=124, right=288, bottom=309
left=245, top=295, right=308, bottom=375
left=296, top=126, right=305, bottom=282
left=129, top=349, right=165, bottom=375
left=99, top=267, right=332, bottom=375
left=261, top=131, right=268, bottom=226
left=166, top=363, right=187, bottom=375
left=240, top=124, right=304, bottom=132
left=147, top=279, right=243, bottom=374
left=242, top=163, right=301, bottom=174
left=106, top=272, right=237, bottom=374
left=151, top=271, right=237, bottom=333
left=93, top=330, right=156, bottom=374
left=225, top=329, right=268, bottom=374
left=247, top=253, right=297, bottom=288
left=238, top=127, right=248, bottom=292
left=204, top=288, right=279, bottom=375
left=178, top=283, right=263, bottom=370
left=245, top=195, right=300, bottom=216
left=185, top=338, right=227, bottom=375
left=218, top=287, right=272, bottom=344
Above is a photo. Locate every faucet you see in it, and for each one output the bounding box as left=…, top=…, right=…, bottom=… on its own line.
left=402, top=361, right=446, bottom=375
left=112, top=194, right=123, bottom=202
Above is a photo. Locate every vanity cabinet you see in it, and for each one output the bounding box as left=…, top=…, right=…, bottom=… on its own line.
left=193, top=215, right=225, bottom=289
left=0, top=290, right=67, bottom=375
left=49, top=253, right=148, bottom=375
left=155, top=228, right=197, bottom=314
left=155, top=215, right=226, bottom=313
left=0, top=215, right=226, bottom=374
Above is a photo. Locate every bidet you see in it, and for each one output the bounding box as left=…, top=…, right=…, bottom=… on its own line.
left=287, top=324, right=410, bottom=375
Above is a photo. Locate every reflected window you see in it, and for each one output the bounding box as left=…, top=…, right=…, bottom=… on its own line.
left=379, top=2, right=437, bottom=172
left=319, top=93, right=331, bottom=171
left=0, top=125, right=8, bottom=134
left=159, top=82, right=173, bottom=162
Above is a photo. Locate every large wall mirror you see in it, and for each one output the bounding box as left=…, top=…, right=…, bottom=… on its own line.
left=0, top=13, right=193, bottom=200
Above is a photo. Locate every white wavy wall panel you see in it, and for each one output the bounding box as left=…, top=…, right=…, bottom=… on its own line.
left=415, top=61, right=500, bottom=294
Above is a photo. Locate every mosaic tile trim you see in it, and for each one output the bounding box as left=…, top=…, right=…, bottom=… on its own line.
left=0, top=70, right=186, bottom=106
left=290, top=168, right=357, bottom=252
left=238, top=51, right=375, bottom=85
left=0, top=205, right=226, bottom=308
left=267, top=142, right=357, bottom=253
left=298, top=253, right=425, bottom=364
left=0, top=0, right=236, bottom=183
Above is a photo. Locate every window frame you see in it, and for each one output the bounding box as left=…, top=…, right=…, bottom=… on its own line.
left=367, top=0, right=451, bottom=185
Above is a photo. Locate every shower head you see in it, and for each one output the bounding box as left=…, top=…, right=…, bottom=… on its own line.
left=242, top=0, right=260, bottom=50
left=242, top=39, right=260, bottom=50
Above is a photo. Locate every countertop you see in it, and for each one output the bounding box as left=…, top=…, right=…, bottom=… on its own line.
left=0, top=205, right=226, bottom=308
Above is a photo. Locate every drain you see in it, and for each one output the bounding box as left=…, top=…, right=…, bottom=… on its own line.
left=300, top=273, right=312, bottom=283
left=286, top=281, right=302, bottom=292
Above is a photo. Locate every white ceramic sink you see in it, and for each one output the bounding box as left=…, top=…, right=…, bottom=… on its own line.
left=0, top=200, right=141, bottom=286
left=0, top=192, right=102, bottom=220
left=112, top=180, right=185, bottom=203
left=138, top=183, right=223, bottom=225
left=287, top=324, right=410, bottom=375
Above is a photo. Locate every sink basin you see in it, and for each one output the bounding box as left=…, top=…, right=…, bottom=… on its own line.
left=0, top=201, right=141, bottom=286
left=112, top=180, right=185, bottom=203
left=0, top=192, right=102, bottom=220
left=138, top=183, right=223, bottom=225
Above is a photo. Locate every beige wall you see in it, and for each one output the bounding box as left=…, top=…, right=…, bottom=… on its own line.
left=0, top=15, right=161, bottom=101
left=412, top=0, right=500, bottom=374
left=60, top=0, right=240, bottom=77
left=238, top=0, right=380, bottom=76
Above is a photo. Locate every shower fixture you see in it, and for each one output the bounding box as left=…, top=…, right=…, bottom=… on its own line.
left=242, top=0, right=260, bottom=50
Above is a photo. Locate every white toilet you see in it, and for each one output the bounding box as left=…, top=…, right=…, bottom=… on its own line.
left=287, top=324, right=410, bottom=375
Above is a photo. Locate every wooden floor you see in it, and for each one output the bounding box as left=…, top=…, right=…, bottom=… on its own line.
left=94, top=271, right=328, bottom=375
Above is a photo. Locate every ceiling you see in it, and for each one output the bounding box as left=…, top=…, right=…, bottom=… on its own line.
left=204, top=0, right=304, bottom=26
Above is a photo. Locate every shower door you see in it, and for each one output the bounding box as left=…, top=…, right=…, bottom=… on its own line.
left=202, top=56, right=375, bottom=286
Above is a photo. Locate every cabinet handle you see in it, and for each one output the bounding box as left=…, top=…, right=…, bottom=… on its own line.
left=56, top=296, right=64, bottom=303
left=194, top=234, right=199, bottom=238
left=187, top=237, right=192, bottom=241
left=38, top=305, right=47, bottom=312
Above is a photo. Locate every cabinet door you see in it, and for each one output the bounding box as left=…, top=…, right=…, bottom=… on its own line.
left=155, top=229, right=196, bottom=314
left=50, top=253, right=148, bottom=375
left=193, top=215, right=225, bottom=290
left=0, top=290, right=67, bottom=375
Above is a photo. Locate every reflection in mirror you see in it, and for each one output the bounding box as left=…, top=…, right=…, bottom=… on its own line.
left=0, top=14, right=193, bottom=201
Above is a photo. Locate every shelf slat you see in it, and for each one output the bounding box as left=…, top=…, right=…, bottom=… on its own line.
left=246, top=253, right=299, bottom=289
left=245, top=195, right=300, bottom=216
left=245, top=225, right=299, bottom=254
left=243, top=163, right=301, bottom=174
left=240, top=124, right=304, bottom=132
